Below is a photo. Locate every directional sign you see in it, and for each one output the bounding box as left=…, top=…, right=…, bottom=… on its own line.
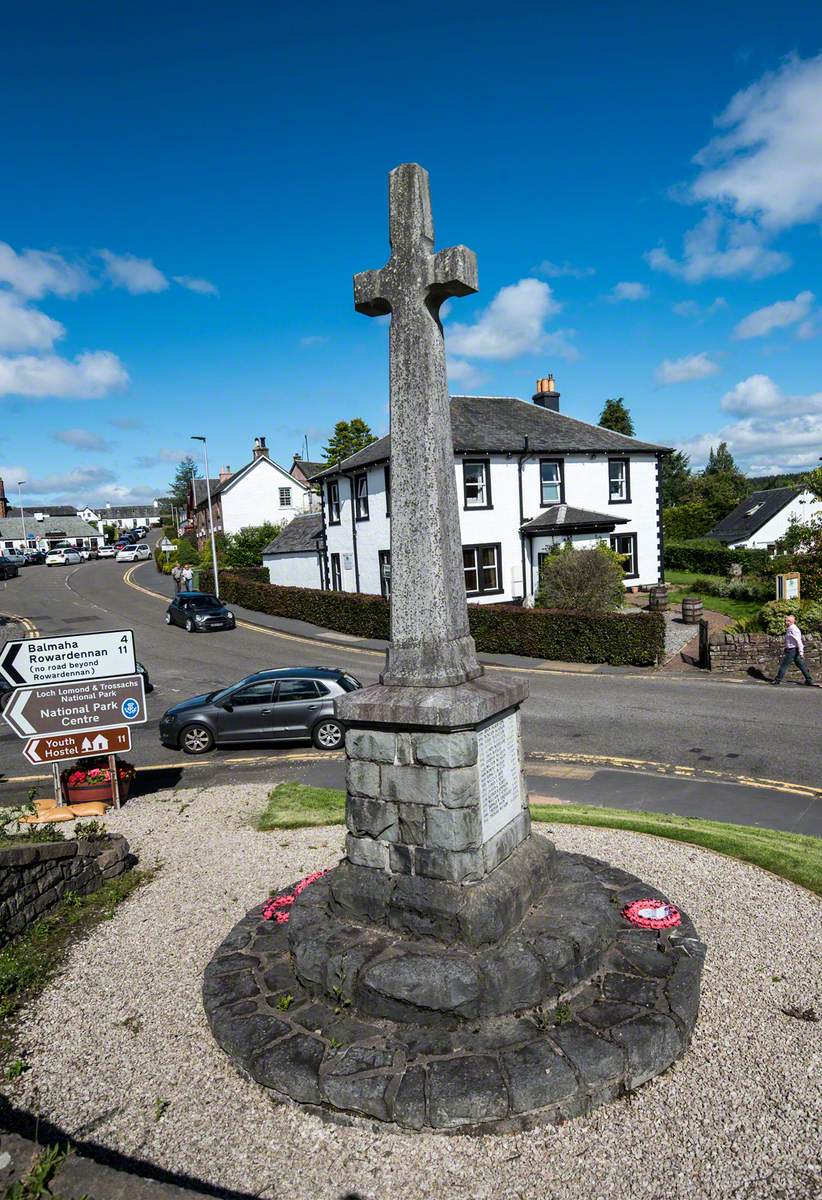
left=23, top=725, right=132, bottom=765
left=2, top=674, right=146, bottom=739
left=159, top=539, right=175, bottom=552
left=0, top=630, right=136, bottom=687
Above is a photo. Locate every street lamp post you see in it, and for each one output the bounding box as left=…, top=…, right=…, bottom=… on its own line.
left=191, top=436, right=220, bottom=598
left=17, top=482, right=27, bottom=552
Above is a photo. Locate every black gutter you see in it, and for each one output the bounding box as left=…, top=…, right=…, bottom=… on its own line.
left=517, top=436, right=532, bottom=601
left=342, top=472, right=361, bottom=593
left=318, top=486, right=329, bottom=590
left=655, top=451, right=665, bottom=584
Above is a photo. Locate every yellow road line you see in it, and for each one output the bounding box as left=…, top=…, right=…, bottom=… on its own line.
left=4, top=749, right=342, bottom=784
left=0, top=612, right=39, bottom=638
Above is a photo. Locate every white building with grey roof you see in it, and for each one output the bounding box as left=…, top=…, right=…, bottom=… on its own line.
left=265, top=378, right=669, bottom=602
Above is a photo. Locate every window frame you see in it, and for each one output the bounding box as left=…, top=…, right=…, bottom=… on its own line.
left=229, top=681, right=276, bottom=707
left=608, top=457, right=631, bottom=504
left=329, top=552, right=342, bottom=591
left=462, top=542, right=503, bottom=598
left=354, top=472, right=369, bottom=522
left=378, top=549, right=391, bottom=598
left=539, top=458, right=565, bottom=507
left=274, top=678, right=322, bottom=702
left=384, top=465, right=391, bottom=518
left=462, top=458, right=493, bottom=510
left=278, top=486, right=292, bottom=508
left=327, top=480, right=341, bottom=525
left=610, top=532, right=639, bottom=579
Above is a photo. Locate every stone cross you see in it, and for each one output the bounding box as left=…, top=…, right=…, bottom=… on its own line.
left=354, top=163, right=483, bottom=688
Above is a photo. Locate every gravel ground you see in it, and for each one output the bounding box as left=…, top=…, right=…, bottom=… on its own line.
left=4, top=782, right=821, bottom=1200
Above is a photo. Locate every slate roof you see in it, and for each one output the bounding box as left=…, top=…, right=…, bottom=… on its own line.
left=98, top=505, right=158, bottom=519
left=314, top=396, right=668, bottom=478
left=290, top=459, right=326, bottom=481
left=262, top=513, right=324, bottom=555
left=707, top=488, right=802, bottom=543
left=19, top=506, right=77, bottom=517
left=0, top=516, right=100, bottom=539
left=521, top=505, right=628, bottom=535
left=191, top=478, right=224, bottom=506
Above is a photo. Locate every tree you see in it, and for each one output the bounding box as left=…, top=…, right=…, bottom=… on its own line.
left=536, top=542, right=625, bottom=612
left=223, top=523, right=284, bottom=568
left=169, top=456, right=200, bottom=511
left=682, top=442, right=748, bottom=525
left=660, top=450, right=691, bottom=508
left=662, top=501, right=716, bottom=541
left=598, top=398, right=635, bottom=437
left=323, top=419, right=377, bottom=466
left=704, top=442, right=744, bottom=481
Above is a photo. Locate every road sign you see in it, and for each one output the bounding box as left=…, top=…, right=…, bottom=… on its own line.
left=0, top=630, right=136, bottom=687
left=159, top=539, right=175, bottom=552
left=2, top=674, right=146, bottom=739
left=22, top=725, right=132, bottom=765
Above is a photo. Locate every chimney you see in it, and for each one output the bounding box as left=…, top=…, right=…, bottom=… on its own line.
left=0, top=477, right=7, bottom=519
left=219, top=465, right=232, bottom=482
left=532, top=374, right=560, bottom=412
left=252, top=436, right=270, bottom=461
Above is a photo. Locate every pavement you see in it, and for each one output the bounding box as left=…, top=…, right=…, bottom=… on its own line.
left=0, top=552, right=820, bottom=832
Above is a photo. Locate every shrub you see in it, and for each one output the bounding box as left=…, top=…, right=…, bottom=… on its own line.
left=662, top=501, right=717, bottom=542
left=665, top=540, right=769, bottom=575
left=758, top=600, right=822, bottom=635
left=536, top=543, right=625, bottom=612
left=201, top=566, right=268, bottom=588
left=205, top=575, right=665, bottom=666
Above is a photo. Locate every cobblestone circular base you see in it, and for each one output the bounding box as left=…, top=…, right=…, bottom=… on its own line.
left=203, top=841, right=705, bottom=1132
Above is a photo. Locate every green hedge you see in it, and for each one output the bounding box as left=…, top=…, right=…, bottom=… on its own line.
left=203, top=575, right=665, bottom=666
left=664, top=540, right=770, bottom=575
left=201, top=565, right=274, bottom=587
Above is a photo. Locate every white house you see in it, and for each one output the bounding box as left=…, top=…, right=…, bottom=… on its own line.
left=266, top=379, right=668, bottom=602
left=262, top=513, right=325, bottom=588
left=77, top=503, right=163, bottom=533
left=708, top=487, right=822, bottom=550
left=188, top=436, right=316, bottom=547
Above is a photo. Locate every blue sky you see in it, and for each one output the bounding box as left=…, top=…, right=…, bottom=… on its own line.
left=1, top=3, right=821, bottom=507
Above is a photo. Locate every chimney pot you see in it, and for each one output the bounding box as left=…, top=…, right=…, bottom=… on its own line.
left=252, top=436, right=270, bottom=460
left=532, top=374, right=560, bottom=412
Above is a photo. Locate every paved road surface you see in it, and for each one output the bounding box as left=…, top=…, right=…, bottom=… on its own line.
left=1, top=557, right=819, bottom=830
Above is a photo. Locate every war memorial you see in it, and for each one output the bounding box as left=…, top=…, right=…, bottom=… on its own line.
left=204, top=164, right=705, bottom=1132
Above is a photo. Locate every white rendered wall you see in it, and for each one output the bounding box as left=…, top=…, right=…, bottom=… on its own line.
left=220, top=458, right=310, bottom=534
left=728, top=492, right=822, bottom=549
left=264, top=551, right=322, bottom=589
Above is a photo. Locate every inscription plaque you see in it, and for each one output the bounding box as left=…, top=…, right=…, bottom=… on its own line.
left=477, top=711, right=521, bottom=841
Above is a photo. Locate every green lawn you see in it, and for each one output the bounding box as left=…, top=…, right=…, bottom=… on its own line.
left=664, top=570, right=762, bottom=620
left=258, top=782, right=821, bottom=895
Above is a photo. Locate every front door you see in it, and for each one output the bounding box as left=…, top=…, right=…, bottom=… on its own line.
left=217, top=680, right=277, bottom=742
left=272, top=679, right=324, bottom=740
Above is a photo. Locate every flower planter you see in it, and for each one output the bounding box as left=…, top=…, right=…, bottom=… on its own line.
left=65, top=777, right=132, bottom=806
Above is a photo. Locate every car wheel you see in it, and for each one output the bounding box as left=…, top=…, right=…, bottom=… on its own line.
left=179, top=724, right=214, bottom=754
left=164, top=612, right=172, bottom=624
left=312, top=719, right=344, bottom=750
left=185, top=618, right=196, bottom=633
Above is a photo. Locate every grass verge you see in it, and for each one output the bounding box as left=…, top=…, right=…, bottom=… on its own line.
left=0, top=867, right=155, bottom=1069
left=664, top=570, right=762, bottom=621
left=259, top=781, right=821, bottom=895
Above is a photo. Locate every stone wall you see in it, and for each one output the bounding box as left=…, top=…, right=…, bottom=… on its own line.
left=0, top=834, right=130, bottom=947
left=709, top=633, right=821, bottom=673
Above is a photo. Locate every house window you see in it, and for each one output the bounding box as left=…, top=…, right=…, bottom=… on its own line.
left=378, top=549, right=391, bottom=598
left=610, top=532, right=638, bottom=578
left=608, top=458, right=631, bottom=503
left=327, top=480, right=340, bottom=525
left=279, top=487, right=292, bottom=508
left=540, top=459, right=564, bottom=506
left=384, top=465, right=391, bottom=517
left=330, top=553, right=342, bottom=591
left=354, top=473, right=369, bottom=521
left=462, top=543, right=503, bottom=596
left=462, top=459, right=492, bottom=509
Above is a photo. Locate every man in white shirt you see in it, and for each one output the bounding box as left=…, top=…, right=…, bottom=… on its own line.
left=771, top=615, right=818, bottom=686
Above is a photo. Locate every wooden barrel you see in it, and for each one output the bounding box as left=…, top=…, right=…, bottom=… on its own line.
left=648, top=585, right=669, bottom=611
left=682, top=596, right=703, bottom=624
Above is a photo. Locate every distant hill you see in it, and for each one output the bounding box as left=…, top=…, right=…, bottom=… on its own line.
left=745, top=471, right=807, bottom=491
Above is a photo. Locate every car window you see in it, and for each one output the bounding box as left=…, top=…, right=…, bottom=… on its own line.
left=339, top=674, right=361, bottom=692
left=276, top=679, right=320, bottom=702
left=230, top=682, right=275, bottom=706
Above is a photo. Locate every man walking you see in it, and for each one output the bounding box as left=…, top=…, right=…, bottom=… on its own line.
left=171, top=563, right=182, bottom=593
left=771, top=615, right=819, bottom=686
left=181, top=562, right=194, bottom=591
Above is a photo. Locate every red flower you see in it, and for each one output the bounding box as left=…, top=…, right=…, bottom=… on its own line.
left=262, top=868, right=329, bottom=924
left=622, top=898, right=682, bottom=929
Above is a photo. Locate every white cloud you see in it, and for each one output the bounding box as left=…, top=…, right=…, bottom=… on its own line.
left=655, top=352, right=720, bottom=385
left=720, top=374, right=783, bottom=413
left=109, top=416, right=142, bottom=429
left=446, top=357, right=484, bottom=388
left=0, top=242, right=95, bottom=299
left=18, top=465, right=118, bottom=492
left=446, top=279, right=562, bottom=360
left=0, top=350, right=128, bottom=398
left=173, top=275, right=219, bottom=296
left=647, top=211, right=790, bottom=282
left=0, top=292, right=65, bottom=352
left=796, top=317, right=819, bottom=341
left=607, top=281, right=649, bottom=302
left=99, top=250, right=169, bottom=294
left=672, top=297, right=727, bottom=319
left=733, top=290, right=814, bottom=339
left=299, top=335, right=329, bottom=348
left=534, top=260, right=595, bottom=279
left=134, top=448, right=189, bottom=468
left=51, top=428, right=112, bottom=452
left=692, top=53, right=822, bottom=231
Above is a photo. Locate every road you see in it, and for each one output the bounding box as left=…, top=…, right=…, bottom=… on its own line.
left=0, top=555, right=820, bottom=831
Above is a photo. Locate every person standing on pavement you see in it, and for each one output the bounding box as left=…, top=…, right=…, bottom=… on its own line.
left=171, top=563, right=182, bottom=593
left=181, top=562, right=194, bottom=591
left=771, top=615, right=819, bottom=686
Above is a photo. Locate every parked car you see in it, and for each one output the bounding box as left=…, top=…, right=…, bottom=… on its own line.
left=159, top=667, right=361, bottom=754
left=136, top=661, right=152, bottom=692
left=78, top=547, right=98, bottom=560
left=165, top=591, right=235, bottom=632
left=0, top=555, right=19, bottom=580
left=24, top=549, right=46, bottom=564
left=116, top=543, right=151, bottom=562
left=45, top=548, right=82, bottom=566
left=2, top=550, right=27, bottom=569
left=97, top=544, right=116, bottom=558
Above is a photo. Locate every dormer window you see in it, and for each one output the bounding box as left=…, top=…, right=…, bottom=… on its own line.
left=745, top=503, right=763, bottom=517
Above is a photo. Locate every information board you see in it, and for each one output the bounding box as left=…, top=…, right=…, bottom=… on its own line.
left=477, top=711, right=522, bottom=842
